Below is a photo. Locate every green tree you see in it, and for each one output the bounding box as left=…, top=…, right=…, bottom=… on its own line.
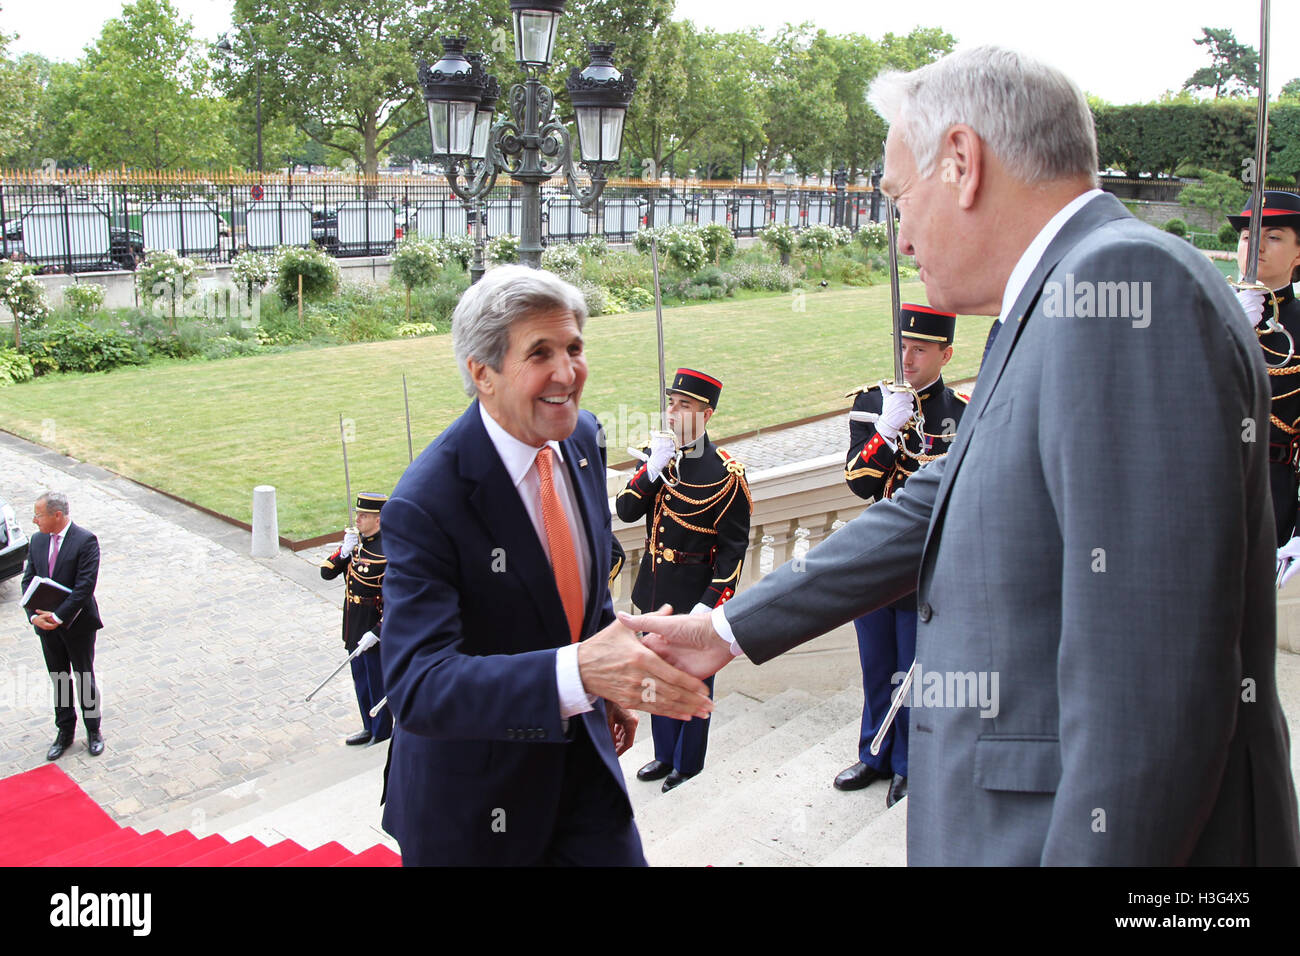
left=1282, top=78, right=1300, bottom=101
left=1177, top=168, right=1248, bottom=222
left=66, top=0, right=234, bottom=170
left=1183, top=27, right=1258, bottom=99
left=234, top=0, right=504, bottom=177
left=0, top=17, right=42, bottom=164
left=752, top=25, right=845, bottom=181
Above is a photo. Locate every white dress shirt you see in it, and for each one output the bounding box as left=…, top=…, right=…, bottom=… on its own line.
left=478, top=404, right=596, bottom=717
left=712, top=187, right=1107, bottom=656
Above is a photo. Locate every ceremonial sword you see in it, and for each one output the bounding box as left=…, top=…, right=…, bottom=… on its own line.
left=1234, top=0, right=1294, bottom=371
left=626, top=235, right=682, bottom=484
left=847, top=195, right=927, bottom=458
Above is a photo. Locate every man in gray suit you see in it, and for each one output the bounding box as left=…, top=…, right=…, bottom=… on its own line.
left=622, top=46, right=1300, bottom=865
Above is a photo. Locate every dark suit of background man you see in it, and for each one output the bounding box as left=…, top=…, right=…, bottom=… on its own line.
left=23, top=492, right=104, bottom=761
left=321, top=492, right=392, bottom=747
left=617, top=368, right=752, bottom=792
left=625, top=45, right=1300, bottom=865
left=380, top=265, right=713, bottom=866
left=837, top=306, right=966, bottom=807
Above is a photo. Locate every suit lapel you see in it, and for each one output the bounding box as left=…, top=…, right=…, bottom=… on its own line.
left=458, top=403, right=570, bottom=648
left=925, top=194, right=1132, bottom=547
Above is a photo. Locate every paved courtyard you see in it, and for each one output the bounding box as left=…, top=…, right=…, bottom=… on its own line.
left=0, top=432, right=365, bottom=823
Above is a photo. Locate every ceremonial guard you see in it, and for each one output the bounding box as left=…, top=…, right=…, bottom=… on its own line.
left=321, top=492, right=393, bottom=746
left=1229, top=191, right=1300, bottom=562
left=617, top=369, right=752, bottom=791
left=836, top=305, right=967, bottom=806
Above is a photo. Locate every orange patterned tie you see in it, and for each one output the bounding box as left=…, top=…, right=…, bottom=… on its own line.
left=535, top=447, right=584, bottom=643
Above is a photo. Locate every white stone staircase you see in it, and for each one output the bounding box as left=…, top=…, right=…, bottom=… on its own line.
left=129, top=672, right=907, bottom=866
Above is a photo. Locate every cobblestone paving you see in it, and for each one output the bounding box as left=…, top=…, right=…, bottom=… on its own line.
left=0, top=434, right=368, bottom=824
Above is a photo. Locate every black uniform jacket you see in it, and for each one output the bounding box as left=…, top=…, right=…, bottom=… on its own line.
left=616, top=434, right=752, bottom=615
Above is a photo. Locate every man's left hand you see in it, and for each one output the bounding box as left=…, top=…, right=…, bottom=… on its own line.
left=605, top=701, right=638, bottom=756
left=1279, top=535, right=1300, bottom=588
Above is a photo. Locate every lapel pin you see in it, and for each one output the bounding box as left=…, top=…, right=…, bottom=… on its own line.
left=578, top=458, right=588, bottom=469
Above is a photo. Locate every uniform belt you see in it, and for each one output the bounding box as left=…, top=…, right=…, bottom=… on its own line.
left=347, top=594, right=381, bottom=606
left=1268, top=440, right=1300, bottom=467
left=646, top=542, right=715, bottom=565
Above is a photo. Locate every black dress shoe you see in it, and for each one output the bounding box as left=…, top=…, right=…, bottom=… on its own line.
left=661, top=770, right=696, bottom=792
left=47, top=737, right=73, bottom=761
left=886, top=773, right=908, bottom=808
left=636, top=759, right=672, bottom=782
left=346, top=730, right=373, bottom=746
left=87, top=732, right=104, bottom=757
left=833, top=761, right=891, bottom=791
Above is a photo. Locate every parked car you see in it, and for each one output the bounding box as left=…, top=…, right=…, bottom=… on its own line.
left=0, top=498, right=29, bottom=585
left=311, top=207, right=339, bottom=251
left=108, top=227, right=145, bottom=270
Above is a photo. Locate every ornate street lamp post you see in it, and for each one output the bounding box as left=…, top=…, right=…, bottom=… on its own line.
left=417, top=1, right=636, bottom=277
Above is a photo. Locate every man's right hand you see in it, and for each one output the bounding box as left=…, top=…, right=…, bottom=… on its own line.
left=1236, top=288, right=1266, bottom=328
left=340, top=530, right=359, bottom=555
left=646, top=433, right=676, bottom=481
left=617, top=607, right=736, bottom=681
left=577, top=616, right=713, bottom=720
left=876, top=389, right=916, bottom=442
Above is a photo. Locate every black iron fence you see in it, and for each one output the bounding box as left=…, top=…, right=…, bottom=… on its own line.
left=0, top=172, right=879, bottom=275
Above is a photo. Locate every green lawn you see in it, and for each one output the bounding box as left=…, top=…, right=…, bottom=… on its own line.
left=0, top=283, right=994, bottom=540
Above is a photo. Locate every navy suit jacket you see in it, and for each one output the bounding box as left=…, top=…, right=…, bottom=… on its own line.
left=21, top=522, right=103, bottom=634
left=380, top=401, right=631, bottom=865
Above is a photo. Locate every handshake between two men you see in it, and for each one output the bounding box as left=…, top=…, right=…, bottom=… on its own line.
left=577, top=605, right=734, bottom=755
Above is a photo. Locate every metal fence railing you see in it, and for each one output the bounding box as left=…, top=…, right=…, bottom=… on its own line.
left=0, top=171, right=881, bottom=275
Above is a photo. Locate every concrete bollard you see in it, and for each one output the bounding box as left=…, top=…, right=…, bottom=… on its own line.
left=251, top=485, right=280, bottom=558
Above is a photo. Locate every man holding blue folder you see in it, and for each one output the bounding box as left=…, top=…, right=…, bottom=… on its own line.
left=22, top=492, right=104, bottom=760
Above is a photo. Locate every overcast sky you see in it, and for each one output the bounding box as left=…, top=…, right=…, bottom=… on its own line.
left=3, top=0, right=1296, bottom=103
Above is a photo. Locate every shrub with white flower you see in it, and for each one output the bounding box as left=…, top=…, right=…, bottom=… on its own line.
left=391, top=238, right=448, bottom=292
left=136, top=250, right=202, bottom=320
left=831, top=225, right=853, bottom=247
left=230, top=251, right=275, bottom=299
left=633, top=225, right=707, bottom=273
left=0, top=260, right=51, bottom=347
left=63, top=283, right=106, bottom=319
left=759, top=222, right=798, bottom=260
left=856, top=221, right=889, bottom=252
left=540, top=242, right=583, bottom=278
left=487, top=233, right=520, bottom=266
left=273, top=244, right=340, bottom=304
left=436, top=233, right=475, bottom=270
left=797, top=223, right=838, bottom=267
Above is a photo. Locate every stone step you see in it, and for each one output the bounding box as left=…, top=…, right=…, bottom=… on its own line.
left=817, top=795, right=908, bottom=866
left=633, top=687, right=861, bottom=850
left=137, top=738, right=385, bottom=838
left=620, top=687, right=819, bottom=820
left=648, top=714, right=899, bottom=866
left=617, top=690, right=766, bottom=813
left=215, top=755, right=397, bottom=855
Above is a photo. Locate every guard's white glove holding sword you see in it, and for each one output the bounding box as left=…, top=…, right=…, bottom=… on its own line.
left=1236, top=288, right=1267, bottom=328
left=339, top=529, right=359, bottom=557
left=1277, top=536, right=1300, bottom=589
left=876, top=389, right=916, bottom=446
left=647, top=433, right=677, bottom=481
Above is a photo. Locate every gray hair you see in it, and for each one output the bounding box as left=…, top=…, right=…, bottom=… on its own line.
left=38, top=491, right=69, bottom=515
left=868, top=46, right=1098, bottom=186
left=451, top=265, right=589, bottom=396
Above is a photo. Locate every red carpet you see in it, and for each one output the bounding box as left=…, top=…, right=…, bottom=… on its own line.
left=0, top=765, right=400, bottom=867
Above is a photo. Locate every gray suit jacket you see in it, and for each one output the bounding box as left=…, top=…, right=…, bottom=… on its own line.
left=728, top=193, right=1300, bottom=865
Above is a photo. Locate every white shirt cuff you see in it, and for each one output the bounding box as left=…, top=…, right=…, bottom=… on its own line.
left=556, top=643, right=597, bottom=718
left=880, top=433, right=898, bottom=451
left=709, top=605, right=746, bottom=658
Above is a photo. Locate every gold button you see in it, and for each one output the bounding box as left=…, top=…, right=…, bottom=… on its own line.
left=662, top=548, right=675, bottom=562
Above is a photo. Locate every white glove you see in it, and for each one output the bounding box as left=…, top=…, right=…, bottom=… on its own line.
left=646, top=433, right=676, bottom=481
left=1236, top=288, right=1266, bottom=328
left=355, top=629, right=380, bottom=654
left=339, top=530, right=359, bottom=556
left=1278, top=536, right=1300, bottom=588
left=876, top=389, right=916, bottom=443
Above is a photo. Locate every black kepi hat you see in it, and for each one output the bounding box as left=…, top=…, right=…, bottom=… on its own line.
left=900, top=303, right=957, bottom=345
left=355, top=492, right=388, bottom=514
left=1227, top=190, right=1300, bottom=232
left=666, top=368, right=723, bottom=410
